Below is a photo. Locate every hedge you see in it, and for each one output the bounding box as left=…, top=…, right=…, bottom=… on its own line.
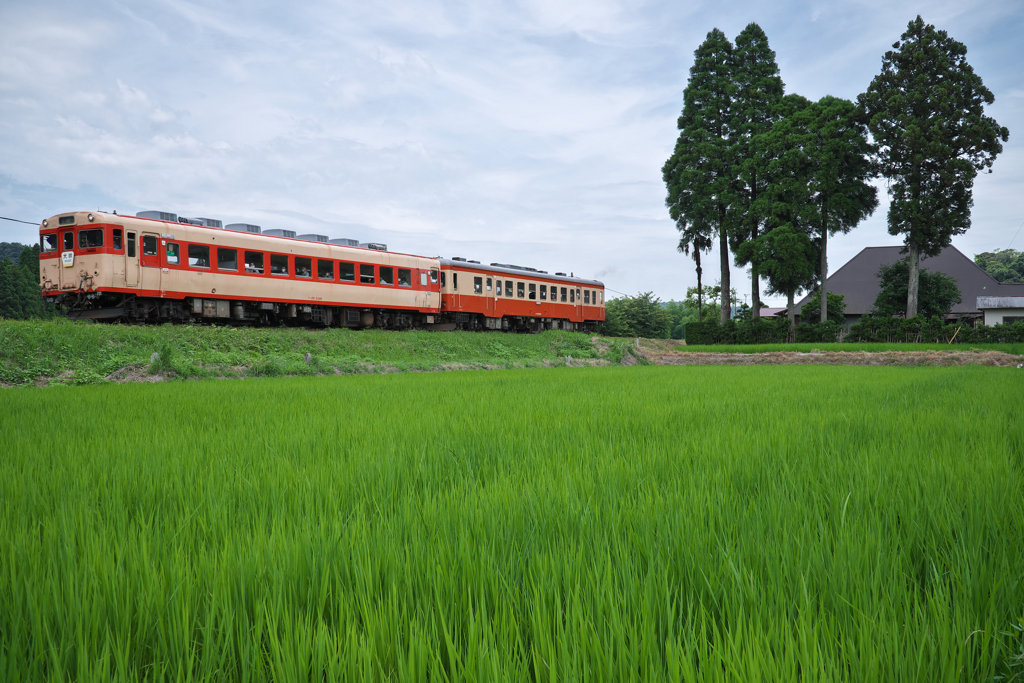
left=685, top=315, right=1024, bottom=345
left=846, top=316, right=1024, bottom=344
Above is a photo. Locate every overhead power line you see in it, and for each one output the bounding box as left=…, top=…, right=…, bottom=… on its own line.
left=0, top=216, right=38, bottom=226
left=1008, top=219, right=1024, bottom=250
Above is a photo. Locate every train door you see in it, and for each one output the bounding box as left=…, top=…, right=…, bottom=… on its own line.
left=58, top=229, right=75, bottom=290
left=124, top=229, right=138, bottom=287
left=486, top=277, right=495, bottom=316
left=452, top=271, right=461, bottom=310
left=140, top=232, right=161, bottom=293
left=427, top=268, right=439, bottom=310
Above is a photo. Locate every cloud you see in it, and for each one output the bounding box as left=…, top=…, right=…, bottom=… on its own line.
left=0, top=0, right=1021, bottom=303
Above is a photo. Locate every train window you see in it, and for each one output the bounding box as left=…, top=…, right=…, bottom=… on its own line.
left=270, top=254, right=289, bottom=275
left=79, top=229, right=103, bottom=248
left=218, top=248, right=237, bottom=271
left=166, top=242, right=180, bottom=265
left=561, top=287, right=567, bottom=302
left=63, top=232, right=74, bottom=250
left=453, top=272, right=458, bottom=291
left=495, top=279, right=502, bottom=296
left=318, top=259, right=334, bottom=280
left=59, top=215, right=75, bottom=226
left=540, top=284, right=547, bottom=301
left=188, top=244, right=210, bottom=268
left=486, top=277, right=492, bottom=292
left=143, top=235, right=158, bottom=256
left=600, top=292, right=603, bottom=304
left=517, top=282, right=524, bottom=298
left=474, top=276, right=482, bottom=294
left=360, top=264, right=375, bottom=284
left=430, top=269, right=438, bottom=284
left=398, top=268, right=411, bottom=287
left=569, top=288, right=575, bottom=303
left=420, top=271, right=428, bottom=286
left=245, top=251, right=264, bottom=274
left=295, top=257, right=312, bottom=278
left=576, top=288, right=581, bottom=302
left=339, top=262, right=355, bottom=282
left=113, top=229, right=123, bottom=251
left=506, top=280, right=513, bottom=297
left=380, top=267, right=394, bottom=285
left=41, top=234, right=57, bottom=252
left=440, top=271, right=446, bottom=287
left=528, top=283, right=536, bottom=300
left=126, top=233, right=136, bottom=258
left=584, top=290, right=590, bottom=304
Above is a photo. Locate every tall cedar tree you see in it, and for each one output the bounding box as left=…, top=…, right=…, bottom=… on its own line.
left=728, top=23, right=784, bottom=322
left=748, top=94, right=813, bottom=236
left=676, top=227, right=713, bottom=322
left=765, top=96, right=878, bottom=323
left=741, top=94, right=816, bottom=338
left=858, top=16, right=1008, bottom=318
left=663, top=29, right=735, bottom=325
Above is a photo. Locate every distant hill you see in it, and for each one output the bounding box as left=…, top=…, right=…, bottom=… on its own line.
left=975, top=249, right=1024, bottom=283
left=0, top=242, right=50, bottom=319
left=0, top=242, right=29, bottom=263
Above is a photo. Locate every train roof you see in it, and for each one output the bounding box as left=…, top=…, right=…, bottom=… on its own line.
left=41, top=211, right=435, bottom=262
left=40, top=212, right=604, bottom=286
left=439, top=258, right=603, bottom=286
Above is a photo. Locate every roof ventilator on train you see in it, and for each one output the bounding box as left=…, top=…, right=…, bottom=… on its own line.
left=225, top=223, right=262, bottom=233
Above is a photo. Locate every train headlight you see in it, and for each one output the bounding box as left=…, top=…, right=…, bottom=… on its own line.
left=41, top=219, right=48, bottom=227
left=87, top=213, right=95, bottom=222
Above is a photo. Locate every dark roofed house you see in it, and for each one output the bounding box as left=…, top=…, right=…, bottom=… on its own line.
left=757, top=307, right=788, bottom=319
left=795, top=245, right=1024, bottom=327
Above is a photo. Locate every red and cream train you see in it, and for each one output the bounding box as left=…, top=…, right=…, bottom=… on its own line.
left=38, top=210, right=605, bottom=331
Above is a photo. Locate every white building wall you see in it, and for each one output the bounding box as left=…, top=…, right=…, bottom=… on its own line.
left=983, top=308, right=1024, bottom=326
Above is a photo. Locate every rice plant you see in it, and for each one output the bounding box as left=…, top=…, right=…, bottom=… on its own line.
left=1, top=365, right=1021, bottom=681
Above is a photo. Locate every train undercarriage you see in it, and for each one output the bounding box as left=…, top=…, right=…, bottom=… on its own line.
left=49, top=292, right=596, bottom=333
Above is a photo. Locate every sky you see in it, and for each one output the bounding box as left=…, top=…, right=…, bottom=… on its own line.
left=1, top=0, right=1022, bottom=306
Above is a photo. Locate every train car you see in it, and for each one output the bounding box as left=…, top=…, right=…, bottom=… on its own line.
left=38, top=210, right=441, bottom=327
left=438, top=258, right=604, bottom=332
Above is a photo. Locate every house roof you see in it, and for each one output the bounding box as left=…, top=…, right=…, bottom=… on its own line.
left=758, top=307, right=788, bottom=318
left=796, top=245, right=1024, bottom=315
left=977, top=296, right=1024, bottom=309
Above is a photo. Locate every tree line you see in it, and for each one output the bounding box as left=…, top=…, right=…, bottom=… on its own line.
left=601, top=255, right=965, bottom=340
left=663, top=17, right=1007, bottom=339
left=974, top=249, right=1024, bottom=284
left=0, top=243, right=50, bottom=320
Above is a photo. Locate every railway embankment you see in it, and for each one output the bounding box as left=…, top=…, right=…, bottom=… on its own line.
left=0, top=319, right=642, bottom=387
left=3, top=319, right=1022, bottom=387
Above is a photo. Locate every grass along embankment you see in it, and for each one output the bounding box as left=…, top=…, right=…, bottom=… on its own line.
left=3, top=319, right=1022, bottom=387
left=1, top=365, right=1022, bottom=680
left=0, top=319, right=641, bottom=386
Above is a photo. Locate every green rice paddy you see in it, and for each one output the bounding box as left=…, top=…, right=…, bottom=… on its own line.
left=2, top=365, right=1022, bottom=681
